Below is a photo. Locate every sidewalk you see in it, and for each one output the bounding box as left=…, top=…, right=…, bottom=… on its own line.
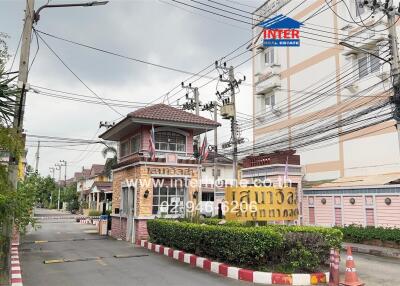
left=343, top=242, right=400, bottom=259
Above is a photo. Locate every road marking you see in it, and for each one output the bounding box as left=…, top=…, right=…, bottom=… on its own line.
left=34, top=240, right=48, bottom=244
left=24, top=238, right=107, bottom=244
left=96, top=259, right=107, bottom=266
left=43, top=254, right=148, bottom=264
left=113, top=254, right=149, bottom=259
left=43, top=259, right=64, bottom=264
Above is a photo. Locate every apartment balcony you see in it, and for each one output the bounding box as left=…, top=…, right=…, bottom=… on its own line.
left=255, top=70, right=281, bottom=95
left=341, top=19, right=387, bottom=52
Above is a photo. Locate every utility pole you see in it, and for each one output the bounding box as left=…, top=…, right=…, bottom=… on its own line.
left=60, top=160, right=67, bottom=187
left=228, top=66, right=238, bottom=182
left=55, top=163, right=61, bottom=210
left=14, top=0, right=35, bottom=131
left=202, top=101, right=218, bottom=213
left=215, top=61, right=245, bottom=182
left=9, top=1, right=108, bottom=188
left=361, top=1, right=400, bottom=152
left=182, top=82, right=202, bottom=209
left=8, top=0, right=35, bottom=189
left=35, top=141, right=40, bottom=173
left=386, top=1, right=400, bottom=147
left=49, top=167, right=55, bottom=206
left=181, top=82, right=200, bottom=116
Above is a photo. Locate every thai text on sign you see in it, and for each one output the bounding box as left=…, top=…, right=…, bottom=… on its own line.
left=224, top=186, right=299, bottom=221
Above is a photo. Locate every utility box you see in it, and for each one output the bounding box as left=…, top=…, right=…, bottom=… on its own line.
left=220, top=103, right=234, bottom=119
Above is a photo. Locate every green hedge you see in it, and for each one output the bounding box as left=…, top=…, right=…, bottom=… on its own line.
left=201, top=218, right=342, bottom=248
left=147, top=219, right=343, bottom=272
left=88, top=210, right=102, bottom=216
left=337, top=225, right=400, bottom=244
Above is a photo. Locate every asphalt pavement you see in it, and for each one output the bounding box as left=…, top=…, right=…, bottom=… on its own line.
left=19, top=209, right=400, bottom=286
left=20, top=209, right=250, bottom=286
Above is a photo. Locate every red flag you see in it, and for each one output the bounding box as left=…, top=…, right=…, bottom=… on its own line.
left=200, top=135, right=208, bottom=162
left=148, top=125, right=156, bottom=161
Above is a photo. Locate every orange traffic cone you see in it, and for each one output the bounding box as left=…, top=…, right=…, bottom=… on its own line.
left=340, top=246, right=364, bottom=286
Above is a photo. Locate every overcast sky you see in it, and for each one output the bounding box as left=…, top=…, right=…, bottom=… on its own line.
left=0, top=0, right=263, bottom=178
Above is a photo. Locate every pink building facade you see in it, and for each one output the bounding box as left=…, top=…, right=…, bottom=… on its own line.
left=99, top=104, right=220, bottom=242
left=303, top=185, right=400, bottom=228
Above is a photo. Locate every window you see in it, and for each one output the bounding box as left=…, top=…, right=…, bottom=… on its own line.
left=130, top=136, right=140, bottom=153
left=120, top=141, right=129, bottom=157
left=265, top=93, right=275, bottom=107
left=212, top=169, right=221, bottom=177
left=121, top=187, right=129, bottom=214
left=152, top=185, right=185, bottom=215
left=202, top=192, right=214, bottom=202
left=264, top=48, right=275, bottom=65
left=357, top=50, right=381, bottom=79
left=355, top=0, right=365, bottom=17
left=121, top=187, right=135, bottom=215
left=120, top=135, right=141, bottom=158
left=155, top=131, right=186, bottom=152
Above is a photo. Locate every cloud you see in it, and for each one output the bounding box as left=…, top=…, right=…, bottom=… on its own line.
left=1, top=0, right=263, bottom=177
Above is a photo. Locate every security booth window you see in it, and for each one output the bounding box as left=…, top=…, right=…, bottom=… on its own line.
left=120, top=186, right=135, bottom=215
left=155, top=131, right=186, bottom=152
left=152, top=181, right=185, bottom=215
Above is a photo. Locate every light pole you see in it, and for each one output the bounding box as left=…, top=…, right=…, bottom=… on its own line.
left=49, top=167, right=55, bottom=206
left=34, top=1, right=109, bottom=22
left=10, top=0, right=109, bottom=188
left=55, top=163, right=61, bottom=210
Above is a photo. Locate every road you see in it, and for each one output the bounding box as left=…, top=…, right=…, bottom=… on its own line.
left=20, top=209, right=400, bottom=286
left=340, top=251, right=400, bottom=286
left=20, top=209, right=250, bottom=286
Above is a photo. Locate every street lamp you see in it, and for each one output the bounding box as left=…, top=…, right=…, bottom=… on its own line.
left=34, top=1, right=109, bottom=23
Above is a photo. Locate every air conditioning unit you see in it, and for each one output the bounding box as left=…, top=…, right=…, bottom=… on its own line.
left=344, top=83, right=359, bottom=93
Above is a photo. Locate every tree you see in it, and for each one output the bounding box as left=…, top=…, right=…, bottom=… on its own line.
left=0, top=33, right=19, bottom=126
left=102, top=146, right=117, bottom=178
left=0, top=32, right=33, bottom=284
left=62, top=182, right=79, bottom=213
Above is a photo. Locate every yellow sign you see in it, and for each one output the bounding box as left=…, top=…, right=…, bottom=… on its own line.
left=224, top=186, right=299, bottom=221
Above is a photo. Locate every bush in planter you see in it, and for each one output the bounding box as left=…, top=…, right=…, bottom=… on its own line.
left=278, top=232, right=330, bottom=272
left=147, top=219, right=342, bottom=272
left=337, top=225, right=400, bottom=244
left=147, top=219, right=283, bottom=266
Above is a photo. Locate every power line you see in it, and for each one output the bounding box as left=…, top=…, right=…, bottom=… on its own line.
left=35, top=30, right=124, bottom=116
left=36, top=29, right=217, bottom=80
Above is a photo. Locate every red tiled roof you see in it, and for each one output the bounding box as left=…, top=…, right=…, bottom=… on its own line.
left=90, top=164, right=105, bottom=176
left=128, top=104, right=220, bottom=127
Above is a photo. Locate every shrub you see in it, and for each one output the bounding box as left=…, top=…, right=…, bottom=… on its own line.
left=88, top=210, right=101, bottom=217
left=147, top=219, right=342, bottom=272
left=337, top=225, right=400, bottom=244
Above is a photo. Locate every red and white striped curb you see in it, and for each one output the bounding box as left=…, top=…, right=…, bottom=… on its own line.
left=10, top=237, right=23, bottom=286
left=138, top=240, right=329, bottom=285
left=78, top=217, right=100, bottom=225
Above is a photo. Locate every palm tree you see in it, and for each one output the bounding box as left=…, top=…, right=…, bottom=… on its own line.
left=102, top=146, right=117, bottom=178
